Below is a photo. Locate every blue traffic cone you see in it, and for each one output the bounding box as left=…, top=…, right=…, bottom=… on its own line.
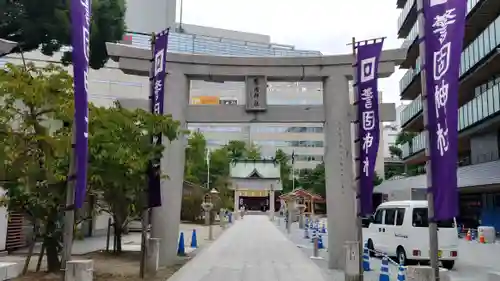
left=304, top=227, right=310, bottom=239
left=379, top=256, right=390, bottom=281
left=191, top=229, right=198, bottom=248
left=311, top=230, right=317, bottom=243
left=177, top=232, right=185, bottom=256
left=317, top=234, right=324, bottom=249
left=362, top=242, right=371, bottom=271
left=397, top=264, right=406, bottom=281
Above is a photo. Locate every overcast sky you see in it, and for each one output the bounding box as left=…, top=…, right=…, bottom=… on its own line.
left=176, top=0, right=406, bottom=105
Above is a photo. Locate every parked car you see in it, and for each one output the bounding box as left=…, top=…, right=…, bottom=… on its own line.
left=365, top=200, right=458, bottom=269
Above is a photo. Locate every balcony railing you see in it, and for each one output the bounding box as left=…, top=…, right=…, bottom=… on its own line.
left=400, top=94, right=422, bottom=126
left=397, top=0, right=416, bottom=36
left=125, top=31, right=322, bottom=57
left=400, top=13, right=500, bottom=96
left=402, top=82, right=500, bottom=158
left=399, top=57, right=421, bottom=94
left=401, top=22, right=419, bottom=49
left=400, top=0, right=482, bottom=50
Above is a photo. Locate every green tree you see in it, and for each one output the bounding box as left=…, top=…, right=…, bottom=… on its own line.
left=246, top=143, right=261, bottom=160
left=389, top=145, right=403, bottom=159
left=275, top=149, right=293, bottom=192
left=0, top=63, right=74, bottom=272
left=373, top=171, right=383, bottom=186
left=0, top=0, right=126, bottom=69
left=88, top=104, right=181, bottom=252
left=297, top=163, right=325, bottom=197
left=225, top=140, right=247, bottom=161
left=395, top=131, right=417, bottom=148
left=184, top=132, right=208, bottom=185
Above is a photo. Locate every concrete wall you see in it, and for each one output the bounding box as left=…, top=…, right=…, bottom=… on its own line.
left=470, top=132, right=499, bottom=164
left=385, top=188, right=426, bottom=201
left=93, top=212, right=112, bottom=236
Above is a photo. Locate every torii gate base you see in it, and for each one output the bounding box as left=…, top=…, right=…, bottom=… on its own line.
left=106, top=42, right=405, bottom=273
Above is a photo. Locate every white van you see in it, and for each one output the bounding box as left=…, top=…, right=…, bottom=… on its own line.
left=365, top=200, right=458, bottom=269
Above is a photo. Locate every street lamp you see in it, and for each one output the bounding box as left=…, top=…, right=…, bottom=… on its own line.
left=0, top=39, right=17, bottom=55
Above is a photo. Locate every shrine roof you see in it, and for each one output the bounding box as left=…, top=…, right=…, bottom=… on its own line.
left=278, top=188, right=325, bottom=201
left=230, top=160, right=280, bottom=179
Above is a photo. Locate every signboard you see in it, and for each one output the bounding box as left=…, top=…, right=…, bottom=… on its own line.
left=219, top=97, right=238, bottom=105
left=245, top=76, right=267, bottom=112
left=191, top=96, right=219, bottom=105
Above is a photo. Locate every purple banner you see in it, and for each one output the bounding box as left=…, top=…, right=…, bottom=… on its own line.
left=356, top=40, right=383, bottom=216
left=423, top=0, right=466, bottom=220
left=71, top=0, right=91, bottom=209
left=148, top=30, right=169, bottom=208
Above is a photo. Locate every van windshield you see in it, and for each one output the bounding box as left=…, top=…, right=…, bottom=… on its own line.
left=412, top=208, right=455, bottom=228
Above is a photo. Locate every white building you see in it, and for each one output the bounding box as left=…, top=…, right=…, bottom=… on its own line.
left=383, top=104, right=406, bottom=159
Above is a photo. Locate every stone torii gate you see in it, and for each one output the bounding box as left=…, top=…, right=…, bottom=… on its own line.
left=105, top=42, right=405, bottom=270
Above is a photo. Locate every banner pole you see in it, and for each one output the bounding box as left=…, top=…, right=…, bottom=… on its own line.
left=348, top=35, right=386, bottom=281
left=350, top=36, right=364, bottom=281
left=139, top=32, right=156, bottom=278
left=416, top=0, right=440, bottom=279
left=61, top=125, right=76, bottom=277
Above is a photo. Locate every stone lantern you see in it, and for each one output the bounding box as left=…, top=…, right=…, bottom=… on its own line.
left=201, top=188, right=219, bottom=240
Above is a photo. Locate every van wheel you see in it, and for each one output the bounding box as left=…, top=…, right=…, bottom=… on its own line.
left=396, top=247, right=407, bottom=266
left=367, top=240, right=375, bottom=257
left=442, top=260, right=455, bottom=270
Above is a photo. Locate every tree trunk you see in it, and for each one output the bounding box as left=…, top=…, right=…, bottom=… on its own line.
left=44, top=236, right=60, bottom=272
left=43, top=219, right=61, bottom=272
left=113, top=217, right=123, bottom=253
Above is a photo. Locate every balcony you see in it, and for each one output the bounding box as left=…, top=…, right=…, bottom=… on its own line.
left=400, top=94, right=423, bottom=130
left=399, top=57, right=421, bottom=100
left=397, top=0, right=417, bottom=38
left=399, top=0, right=486, bottom=69
left=399, top=14, right=500, bottom=100
left=401, top=82, right=500, bottom=160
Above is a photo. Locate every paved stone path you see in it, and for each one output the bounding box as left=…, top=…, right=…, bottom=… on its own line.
left=166, top=215, right=328, bottom=281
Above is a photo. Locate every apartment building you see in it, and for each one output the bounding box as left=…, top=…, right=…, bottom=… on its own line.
left=376, top=0, right=500, bottom=229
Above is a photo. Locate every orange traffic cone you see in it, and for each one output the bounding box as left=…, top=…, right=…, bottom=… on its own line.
left=466, top=229, right=471, bottom=241
left=479, top=233, right=486, bottom=244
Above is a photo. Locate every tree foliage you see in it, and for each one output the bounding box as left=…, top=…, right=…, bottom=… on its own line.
left=0, top=63, right=183, bottom=271
left=88, top=104, right=181, bottom=251
left=0, top=63, right=74, bottom=271
left=274, top=149, right=294, bottom=193
left=183, top=134, right=263, bottom=212
left=395, top=131, right=417, bottom=147
left=389, top=145, right=403, bottom=159
left=0, top=0, right=127, bottom=69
